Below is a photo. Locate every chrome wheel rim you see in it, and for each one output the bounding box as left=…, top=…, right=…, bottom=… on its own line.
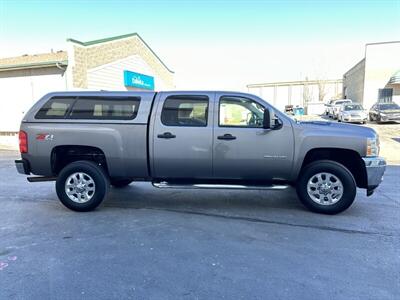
left=65, top=172, right=96, bottom=203
left=307, top=172, right=343, bottom=205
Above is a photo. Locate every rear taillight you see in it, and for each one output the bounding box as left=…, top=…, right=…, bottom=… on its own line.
left=19, top=130, right=28, bottom=153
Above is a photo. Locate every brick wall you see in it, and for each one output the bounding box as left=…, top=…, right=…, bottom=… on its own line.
left=70, top=36, right=174, bottom=89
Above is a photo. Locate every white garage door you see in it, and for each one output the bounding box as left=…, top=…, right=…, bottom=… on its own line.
left=0, top=68, right=66, bottom=132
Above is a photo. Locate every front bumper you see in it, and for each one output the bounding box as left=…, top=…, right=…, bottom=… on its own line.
left=362, top=157, right=386, bottom=195
left=380, top=115, right=400, bottom=122
left=15, top=159, right=31, bottom=175
left=342, top=115, right=367, bottom=122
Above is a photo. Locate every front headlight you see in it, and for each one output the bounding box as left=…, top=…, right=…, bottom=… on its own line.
left=380, top=113, right=387, bottom=117
left=366, top=137, right=380, bottom=157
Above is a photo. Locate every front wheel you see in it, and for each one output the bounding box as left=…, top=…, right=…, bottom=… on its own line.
left=296, top=160, right=356, bottom=214
left=56, top=160, right=109, bottom=212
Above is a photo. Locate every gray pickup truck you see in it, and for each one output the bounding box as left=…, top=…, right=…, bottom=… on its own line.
left=15, top=91, right=386, bottom=214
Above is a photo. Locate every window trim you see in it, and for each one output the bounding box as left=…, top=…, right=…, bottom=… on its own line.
left=218, top=96, right=266, bottom=129
left=160, top=95, right=209, bottom=127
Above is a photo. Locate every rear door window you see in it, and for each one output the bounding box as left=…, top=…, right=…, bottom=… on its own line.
left=35, top=97, right=74, bottom=119
left=161, top=96, right=209, bottom=127
left=69, top=97, right=140, bottom=120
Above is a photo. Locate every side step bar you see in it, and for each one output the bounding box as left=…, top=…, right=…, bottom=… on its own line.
left=27, top=176, right=57, bottom=182
left=152, top=182, right=289, bottom=190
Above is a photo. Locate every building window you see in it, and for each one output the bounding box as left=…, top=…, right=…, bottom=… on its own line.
left=161, top=96, right=209, bottom=127
left=378, top=88, right=393, bottom=103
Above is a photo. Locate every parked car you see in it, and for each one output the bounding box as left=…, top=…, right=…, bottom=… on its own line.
left=338, top=103, right=367, bottom=124
left=15, top=91, right=385, bottom=215
left=284, top=104, right=294, bottom=115
left=324, top=99, right=336, bottom=116
left=369, top=102, right=400, bottom=123
left=330, top=99, right=352, bottom=119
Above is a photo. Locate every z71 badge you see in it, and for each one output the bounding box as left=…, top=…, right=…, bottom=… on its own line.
left=36, top=133, right=54, bottom=141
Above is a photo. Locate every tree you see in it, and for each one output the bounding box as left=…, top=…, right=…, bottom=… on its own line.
left=317, top=80, right=327, bottom=102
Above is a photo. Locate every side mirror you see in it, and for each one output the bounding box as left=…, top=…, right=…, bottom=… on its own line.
left=263, top=109, right=270, bottom=129
left=264, top=108, right=283, bottom=130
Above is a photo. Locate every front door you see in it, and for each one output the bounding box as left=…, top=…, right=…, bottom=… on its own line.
left=152, top=92, right=214, bottom=179
left=213, top=93, right=294, bottom=181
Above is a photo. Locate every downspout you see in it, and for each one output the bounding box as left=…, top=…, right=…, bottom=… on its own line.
left=56, top=62, right=68, bottom=90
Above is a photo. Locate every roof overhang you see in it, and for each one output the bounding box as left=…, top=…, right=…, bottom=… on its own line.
left=0, top=60, right=68, bottom=72
left=67, top=33, right=174, bottom=74
left=388, top=70, right=400, bottom=84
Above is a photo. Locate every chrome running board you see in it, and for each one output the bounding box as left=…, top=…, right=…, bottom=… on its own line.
left=152, top=182, right=289, bottom=190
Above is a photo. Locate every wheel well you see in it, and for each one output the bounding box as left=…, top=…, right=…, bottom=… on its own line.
left=301, top=148, right=367, bottom=188
left=51, top=145, right=108, bottom=175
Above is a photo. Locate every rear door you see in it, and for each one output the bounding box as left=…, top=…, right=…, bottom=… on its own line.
left=151, top=92, right=214, bottom=179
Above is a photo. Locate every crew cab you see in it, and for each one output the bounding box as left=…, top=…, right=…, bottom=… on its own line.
left=15, top=91, right=386, bottom=214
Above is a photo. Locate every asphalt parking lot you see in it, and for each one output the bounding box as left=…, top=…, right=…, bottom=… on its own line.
left=0, top=150, right=399, bottom=299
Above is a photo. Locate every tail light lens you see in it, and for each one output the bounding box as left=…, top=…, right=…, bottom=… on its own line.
left=19, top=130, right=28, bottom=153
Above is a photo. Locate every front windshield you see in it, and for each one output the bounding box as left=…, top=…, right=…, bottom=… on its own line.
left=344, top=104, right=363, bottom=111
left=379, top=103, right=400, bottom=110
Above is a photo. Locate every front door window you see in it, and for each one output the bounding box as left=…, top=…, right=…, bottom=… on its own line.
left=219, top=96, right=264, bottom=128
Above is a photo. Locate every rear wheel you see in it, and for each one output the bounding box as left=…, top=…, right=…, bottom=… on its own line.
left=296, top=160, right=356, bottom=214
left=110, top=179, right=133, bottom=188
left=56, top=160, right=109, bottom=212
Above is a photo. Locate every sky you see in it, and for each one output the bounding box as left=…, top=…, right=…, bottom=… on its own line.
left=0, top=0, right=399, bottom=91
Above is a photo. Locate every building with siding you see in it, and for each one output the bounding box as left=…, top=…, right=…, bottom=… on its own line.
left=247, top=79, right=343, bottom=114
left=0, top=33, right=174, bottom=132
left=343, top=41, right=400, bottom=110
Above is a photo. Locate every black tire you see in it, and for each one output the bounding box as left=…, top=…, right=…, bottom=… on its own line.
left=110, top=179, right=133, bottom=188
left=56, top=160, right=109, bottom=212
left=296, top=160, right=356, bottom=214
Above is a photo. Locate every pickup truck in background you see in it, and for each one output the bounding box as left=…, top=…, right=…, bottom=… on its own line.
left=15, top=91, right=386, bottom=214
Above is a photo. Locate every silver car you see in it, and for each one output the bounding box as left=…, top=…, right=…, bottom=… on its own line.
left=330, top=99, right=352, bottom=119
left=338, top=103, right=367, bottom=124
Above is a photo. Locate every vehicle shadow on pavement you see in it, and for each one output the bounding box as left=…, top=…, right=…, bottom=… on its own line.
left=104, top=184, right=304, bottom=213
